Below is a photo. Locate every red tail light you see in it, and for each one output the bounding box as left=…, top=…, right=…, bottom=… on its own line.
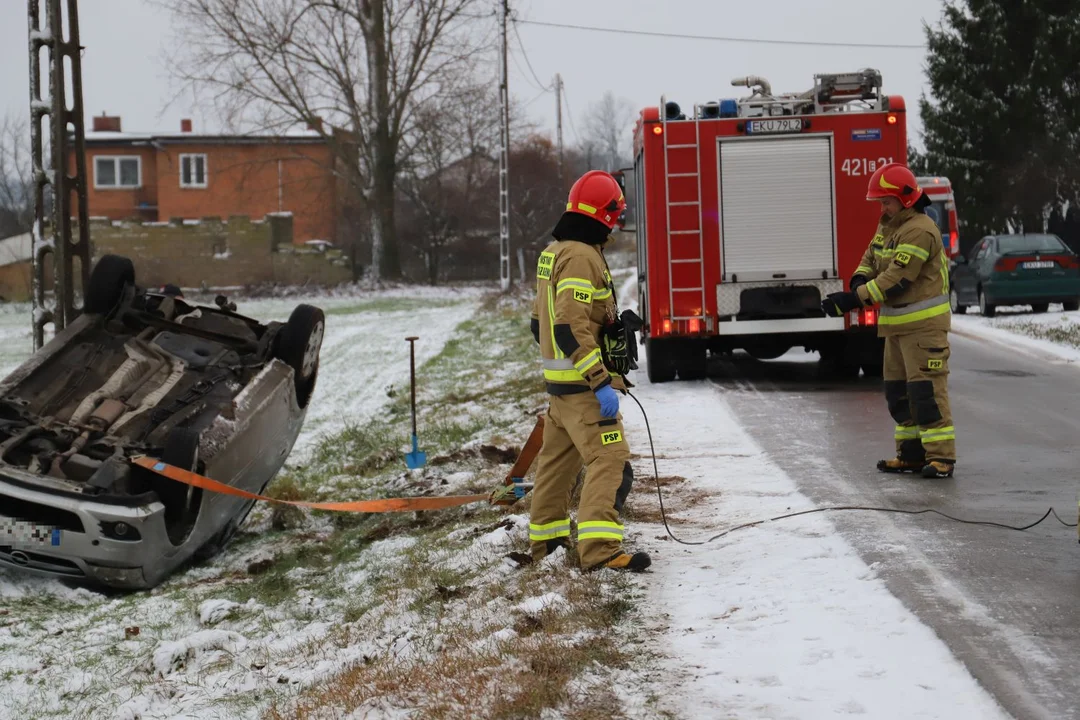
left=1060, top=256, right=1080, bottom=270
left=862, top=308, right=877, bottom=326
left=994, top=259, right=1009, bottom=272
left=949, top=229, right=959, bottom=255
left=688, top=318, right=701, bottom=333
left=661, top=318, right=672, bottom=335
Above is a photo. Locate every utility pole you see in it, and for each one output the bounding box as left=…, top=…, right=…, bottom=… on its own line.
left=555, top=73, right=564, bottom=191
left=28, top=0, right=90, bottom=350
left=497, top=0, right=511, bottom=292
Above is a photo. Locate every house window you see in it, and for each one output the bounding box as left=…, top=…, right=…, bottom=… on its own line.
left=94, top=156, right=141, bottom=189
left=180, top=154, right=208, bottom=188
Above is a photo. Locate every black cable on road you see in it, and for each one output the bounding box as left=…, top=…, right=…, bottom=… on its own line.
left=625, top=391, right=1078, bottom=548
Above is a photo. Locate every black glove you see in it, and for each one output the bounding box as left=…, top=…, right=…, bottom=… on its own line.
left=821, top=291, right=862, bottom=317
left=849, top=275, right=868, bottom=292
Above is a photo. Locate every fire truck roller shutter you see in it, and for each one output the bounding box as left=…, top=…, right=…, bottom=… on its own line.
left=718, top=135, right=836, bottom=285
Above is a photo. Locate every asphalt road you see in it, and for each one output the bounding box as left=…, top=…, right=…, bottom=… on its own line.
left=709, top=330, right=1080, bottom=720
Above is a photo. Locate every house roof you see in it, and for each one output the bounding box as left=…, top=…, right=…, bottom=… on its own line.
left=83, top=127, right=328, bottom=147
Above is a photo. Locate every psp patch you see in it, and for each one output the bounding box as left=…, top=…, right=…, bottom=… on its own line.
left=894, top=251, right=912, bottom=266
left=927, top=359, right=944, bottom=370
left=573, top=288, right=593, bottom=304
left=601, top=430, right=623, bottom=445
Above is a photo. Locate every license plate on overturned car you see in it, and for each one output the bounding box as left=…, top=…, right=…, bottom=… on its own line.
left=1022, top=261, right=1055, bottom=269
left=0, top=517, right=61, bottom=546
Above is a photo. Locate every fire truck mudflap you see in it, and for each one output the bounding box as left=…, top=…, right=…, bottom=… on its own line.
left=631, top=69, right=904, bottom=382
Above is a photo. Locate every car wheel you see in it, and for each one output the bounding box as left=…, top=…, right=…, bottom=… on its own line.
left=979, top=289, right=996, bottom=318
left=1064, top=300, right=1080, bottom=312
left=275, top=304, right=326, bottom=406
left=1031, top=303, right=1049, bottom=314
left=949, top=288, right=968, bottom=315
left=84, top=255, right=135, bottom=315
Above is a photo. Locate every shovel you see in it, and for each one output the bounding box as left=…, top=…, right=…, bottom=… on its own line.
left=404, top=336, right=427, bottom=469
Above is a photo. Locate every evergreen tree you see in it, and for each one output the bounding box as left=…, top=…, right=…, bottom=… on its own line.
left=920, top=0, right=1080, bottom=252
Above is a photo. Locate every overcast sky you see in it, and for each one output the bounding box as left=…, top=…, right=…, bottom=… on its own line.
left=0, top=0, right=947, bottom=148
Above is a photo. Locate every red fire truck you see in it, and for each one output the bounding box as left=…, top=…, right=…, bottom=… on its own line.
left=917, top=176, right=960, bottom=258
left=630, top=69, right=907, bottom=382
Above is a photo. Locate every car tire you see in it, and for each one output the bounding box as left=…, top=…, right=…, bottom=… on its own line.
left=646, top=338, right=676, bottom=384
left=275, top=304, right=325, bottom=407
left=979, top=289, right=996, bottom=318
left=949, top=288, right=968, bottom=315
left=1031, top=303, right=1049, bottom=314
left=1064, top=300, right=1080, bottom=312
left=84, top=255, right=135, bottom=315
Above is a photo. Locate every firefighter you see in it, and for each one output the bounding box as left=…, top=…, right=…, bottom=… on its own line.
left=821, top=163, right=955, bottom=479
left=528, top=170, right=651, bottom=572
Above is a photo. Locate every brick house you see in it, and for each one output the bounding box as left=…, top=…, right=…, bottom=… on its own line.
left=73, top=114, right=357, bottom=245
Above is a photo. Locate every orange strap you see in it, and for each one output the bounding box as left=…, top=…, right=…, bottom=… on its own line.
left=131, top=455, right=489, bottom=513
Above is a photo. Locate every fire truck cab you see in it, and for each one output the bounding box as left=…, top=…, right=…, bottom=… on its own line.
left=917, top=176, right=960, bottom=258
left=631, top=69, right=908, bottom=382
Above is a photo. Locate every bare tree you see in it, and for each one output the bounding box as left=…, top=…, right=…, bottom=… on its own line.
left=0, top=113, right=34, bottom=239
left=509, top=134, right=563, bottom=257
left=581, top=91, right=634, bottom=172
left=398, top=78, right=499, bottom=283
left=164, top=0, right=488, bottom=281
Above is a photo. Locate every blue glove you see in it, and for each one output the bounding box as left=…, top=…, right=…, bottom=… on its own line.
left=594, top=384, right=620, bottom=418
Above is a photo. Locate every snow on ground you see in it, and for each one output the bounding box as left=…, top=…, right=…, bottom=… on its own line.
left=621, top=378, right=1009, bottom=719
left=613, top=269, right=1006, bottom=718
left=0, top=286, right=488, bottom=720
left=953, top=304, right=1080, bottom=366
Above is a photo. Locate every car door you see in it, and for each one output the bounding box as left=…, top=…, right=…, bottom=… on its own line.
left=953, top=238, right=986, bottom=304
left=975, top=237, right=998, bottom=284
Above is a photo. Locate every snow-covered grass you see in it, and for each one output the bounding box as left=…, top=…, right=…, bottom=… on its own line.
left=953, top=304, right=1080, bottom=364
left=0, top=287, right=660, bottom=719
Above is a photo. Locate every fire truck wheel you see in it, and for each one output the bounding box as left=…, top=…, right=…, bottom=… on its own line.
left=676, top=342, right=708, bottom=381
left=646, top=339, right=677, bottom=384
left=818, top=349, right=860, bottom=381
left=860, top=362, right=884, bottom=378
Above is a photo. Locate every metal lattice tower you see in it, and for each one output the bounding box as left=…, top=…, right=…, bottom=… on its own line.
left=28, top=0, right=90, bottom=350
left=497, top=0, right=511, bottom=292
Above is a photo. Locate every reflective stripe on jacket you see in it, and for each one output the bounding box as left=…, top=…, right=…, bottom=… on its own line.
left=852, top=208, right=951, bottom=337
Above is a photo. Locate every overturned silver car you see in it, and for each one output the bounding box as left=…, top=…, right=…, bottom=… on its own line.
left=0, top=255, right=324, bottom=589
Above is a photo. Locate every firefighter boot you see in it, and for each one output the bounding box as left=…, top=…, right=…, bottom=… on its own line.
left=877, top=457, right=924, bottom=474
left=592, top=550, right=652, bottom=572
left=922, top=461, right=955, bottom=479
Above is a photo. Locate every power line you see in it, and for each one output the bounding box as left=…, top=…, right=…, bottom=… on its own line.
left=513, top=18, right=925, bottom=50
left=511, top=19, right=554, bottom=93
left=561, top=83, right=581, bottom=144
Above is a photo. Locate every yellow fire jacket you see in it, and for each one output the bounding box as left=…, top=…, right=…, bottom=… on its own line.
left=530, top=239, right=623, bottom=395
left=853, top=207, right=952, bottom=337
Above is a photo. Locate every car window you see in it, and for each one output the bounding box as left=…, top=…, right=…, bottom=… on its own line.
left=971, top=239, right=990, bottom=262
left=925, top=201, right=951, bottom=236
left=996, top=234, right=1068, bottom=254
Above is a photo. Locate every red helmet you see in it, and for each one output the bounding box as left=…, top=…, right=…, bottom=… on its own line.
left=565, top=170, right=626, bottom=230
left=866, top=163, right=922, bottom=208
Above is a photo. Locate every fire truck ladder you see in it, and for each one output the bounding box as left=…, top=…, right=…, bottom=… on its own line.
left=661, top=97, right=707, bottom=327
